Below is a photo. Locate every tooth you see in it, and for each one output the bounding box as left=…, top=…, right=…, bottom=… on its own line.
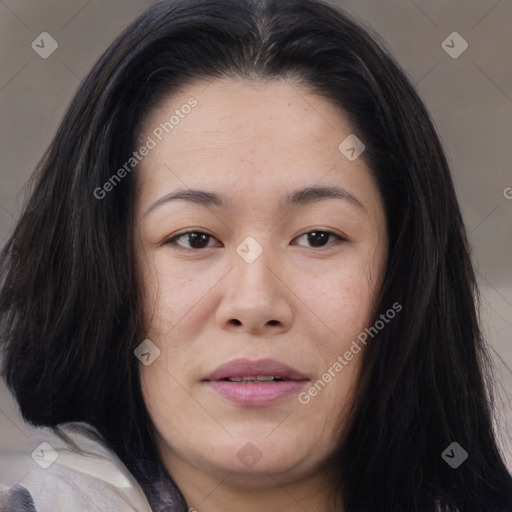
left=226, top=376, right=284, bottom=383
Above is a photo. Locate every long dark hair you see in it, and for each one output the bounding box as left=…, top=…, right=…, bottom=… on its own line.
left=1, top=0, right=510, bottom=510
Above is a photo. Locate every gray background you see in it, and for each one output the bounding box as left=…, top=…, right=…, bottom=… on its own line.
left=0, top=0, right=511, bottom=471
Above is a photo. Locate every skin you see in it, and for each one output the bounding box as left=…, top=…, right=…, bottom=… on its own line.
left=134, top=78, right=388, bottom=512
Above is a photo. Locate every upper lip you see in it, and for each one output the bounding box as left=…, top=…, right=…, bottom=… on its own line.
left=203, top=358, right=308, bottom=381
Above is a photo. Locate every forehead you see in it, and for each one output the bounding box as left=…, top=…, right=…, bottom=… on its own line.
left=141, top=77, right=352, bottom=157
left=135, top=78, right=378, bottom=214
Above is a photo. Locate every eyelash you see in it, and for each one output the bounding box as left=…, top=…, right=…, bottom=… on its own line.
left=164, top=229, right=346, bottom=251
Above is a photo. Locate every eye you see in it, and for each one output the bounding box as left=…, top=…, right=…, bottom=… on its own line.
left=164, top=229, right=345, bottom=250
left=292, top=230, right=345, bottom=249
left=164, top=231, right=221, bottom=250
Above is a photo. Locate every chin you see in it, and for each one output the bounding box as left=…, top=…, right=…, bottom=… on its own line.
left=204, top=435, right=314, bottom=476
left=212, top=456, right=309, bottom=488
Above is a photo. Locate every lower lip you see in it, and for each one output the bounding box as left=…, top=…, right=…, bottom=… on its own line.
left=205, top=380, right=308, bottom=406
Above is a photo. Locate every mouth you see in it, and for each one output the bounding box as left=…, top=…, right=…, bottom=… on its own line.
left=219, top=376, right=290, bottom=383
left=203, top=358, right=309, bottom=406
left=203, top=357, right=308, bottom=382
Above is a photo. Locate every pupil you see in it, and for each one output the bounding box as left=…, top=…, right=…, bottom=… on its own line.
left=189, top=233, right=209, bottom=249
left=308, top=231, right=329, bottom=247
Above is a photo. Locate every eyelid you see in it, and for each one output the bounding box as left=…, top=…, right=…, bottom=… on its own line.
left=164, top=228, right=347, bottom=250
left=164, top=229, right=221, bottom=248
left=292, top=230, right=347, bottom=248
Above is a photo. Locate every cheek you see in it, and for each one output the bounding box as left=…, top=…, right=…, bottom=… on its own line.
left=297, top=265, right=377, bottom=337
left=140, top=253, right=223, bottom=340
left=140, top=360, right=188, bottom=422
left=139, top=364, right=165, bottom=425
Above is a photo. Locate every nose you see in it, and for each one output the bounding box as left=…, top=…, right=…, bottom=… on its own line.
left=215, top=238, right=294, bottom=335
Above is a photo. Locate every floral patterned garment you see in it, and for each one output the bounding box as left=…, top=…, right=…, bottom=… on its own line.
left=0, top=422, right=186, bottom=512
left=0, top=485, right=37, bottom=512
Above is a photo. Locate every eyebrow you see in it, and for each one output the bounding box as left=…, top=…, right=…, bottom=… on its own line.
left=143, top=185, right=364, bottom=217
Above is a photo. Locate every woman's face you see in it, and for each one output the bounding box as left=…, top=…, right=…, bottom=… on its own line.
left=134, top=78, right=388, bottom=495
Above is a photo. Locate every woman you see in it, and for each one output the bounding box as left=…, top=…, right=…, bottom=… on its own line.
left=1, top=0, right=511, bottom=510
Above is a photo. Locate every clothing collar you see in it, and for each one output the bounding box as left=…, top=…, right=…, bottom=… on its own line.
left=129, top=458, right=188, bottom=512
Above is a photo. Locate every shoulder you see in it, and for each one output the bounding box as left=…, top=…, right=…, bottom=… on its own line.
left=0, top=421, right=152, bottom=512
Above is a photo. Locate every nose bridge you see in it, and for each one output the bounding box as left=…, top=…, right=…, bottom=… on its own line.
left=215, top=233, right=293, bottom=333
left=232, top=234, right=277, bottom=292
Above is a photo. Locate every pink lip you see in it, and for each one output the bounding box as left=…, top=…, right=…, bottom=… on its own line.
left=203, top=358, right=309, bottom=406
